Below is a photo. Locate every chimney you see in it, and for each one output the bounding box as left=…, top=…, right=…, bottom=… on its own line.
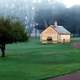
left=54, top=21, right=58, bottom=27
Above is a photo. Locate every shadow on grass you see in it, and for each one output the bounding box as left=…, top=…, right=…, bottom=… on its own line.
left=34, top=61, right=80, bottom=65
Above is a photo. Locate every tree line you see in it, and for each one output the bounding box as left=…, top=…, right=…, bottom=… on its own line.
left=34, top=3, right=80, bottom=36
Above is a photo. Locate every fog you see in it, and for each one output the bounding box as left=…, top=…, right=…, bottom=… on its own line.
left=0, top=0, right=80, bottom=36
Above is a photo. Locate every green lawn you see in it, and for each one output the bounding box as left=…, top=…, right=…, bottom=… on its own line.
left=0, top=38, right=80, bottom=80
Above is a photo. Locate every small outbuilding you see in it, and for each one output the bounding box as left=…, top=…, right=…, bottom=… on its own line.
left=40, top=22, right=70, bottom=43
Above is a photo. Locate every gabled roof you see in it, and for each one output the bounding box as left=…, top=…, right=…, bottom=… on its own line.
left=55, top=26, right=70, bottom=34
left=41, top=25, right=70, bottom=35
left=41, top=26, right=56, bottom=35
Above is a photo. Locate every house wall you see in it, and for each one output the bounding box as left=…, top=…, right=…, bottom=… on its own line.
left=40, top=26, right=71, bottom=43
left=40, top=27, right=58, bottom=43
left=58, top=34, right=70, bottom=43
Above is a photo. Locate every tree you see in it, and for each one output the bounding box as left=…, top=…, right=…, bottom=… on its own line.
left=34, top=8, right=53, bottom=30
left=34, top=2, right=66, bottom=31
left=0, top=17, right=28, bottom=57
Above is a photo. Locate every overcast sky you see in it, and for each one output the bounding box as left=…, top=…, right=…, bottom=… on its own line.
left=0, top=0, right=80, bottom=8
left=62, top=0, right=80, bottom=8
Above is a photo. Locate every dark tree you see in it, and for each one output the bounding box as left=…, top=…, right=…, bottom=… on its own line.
left=34, top=2, right=66, bottom=31
left=34, top=2, right=80, bottom=36
left=34, top=7, right=54, bottom=30
left=0, top=17, right=28, bottom=57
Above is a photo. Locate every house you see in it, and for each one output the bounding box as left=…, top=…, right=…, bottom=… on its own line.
left=40, top=22, right=70, bottom=43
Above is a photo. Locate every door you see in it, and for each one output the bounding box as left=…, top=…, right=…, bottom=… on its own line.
left=47, top=37, right=52, bottom=43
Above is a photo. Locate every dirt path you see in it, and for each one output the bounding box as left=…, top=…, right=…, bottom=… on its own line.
left=48, top=71, right=80, bottom=80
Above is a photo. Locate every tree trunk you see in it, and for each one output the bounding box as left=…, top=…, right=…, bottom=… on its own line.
left=1, top=49, right=5, bottom=57
left=1, top=44, right=5, bottom=57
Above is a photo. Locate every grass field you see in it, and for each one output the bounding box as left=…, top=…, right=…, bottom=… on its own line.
left=0, top=38, right=80, bottom=80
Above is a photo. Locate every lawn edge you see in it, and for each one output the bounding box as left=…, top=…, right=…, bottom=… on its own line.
left=40, top=69, right=80, bottom=80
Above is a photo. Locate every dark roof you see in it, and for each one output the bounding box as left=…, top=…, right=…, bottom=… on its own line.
left=49, top=25, right=70, bottom=34
left=55, top=26, right=70, bottom=34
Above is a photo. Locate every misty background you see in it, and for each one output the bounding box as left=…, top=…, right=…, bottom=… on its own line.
left=0, top=0, right=80, bottom=37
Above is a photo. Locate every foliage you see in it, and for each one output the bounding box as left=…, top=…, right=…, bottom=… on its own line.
left=34, top=8, right=54, bottom=30
left=0, top=17, right=28, bottom=57
left=34, top=3, right=80, bottom=36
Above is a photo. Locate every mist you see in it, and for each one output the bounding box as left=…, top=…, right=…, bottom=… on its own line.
left=0, top=0, right=80, bottom=36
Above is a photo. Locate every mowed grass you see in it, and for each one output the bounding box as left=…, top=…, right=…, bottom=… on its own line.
left=0, top=38, right=80, bottom=80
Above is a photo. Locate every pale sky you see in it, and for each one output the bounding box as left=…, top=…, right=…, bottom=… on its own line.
left=0, top=0, right=80, bottom=8
left=32, top=0, right=80, bottom=8
left=62, top=0, right=80, bottom=8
